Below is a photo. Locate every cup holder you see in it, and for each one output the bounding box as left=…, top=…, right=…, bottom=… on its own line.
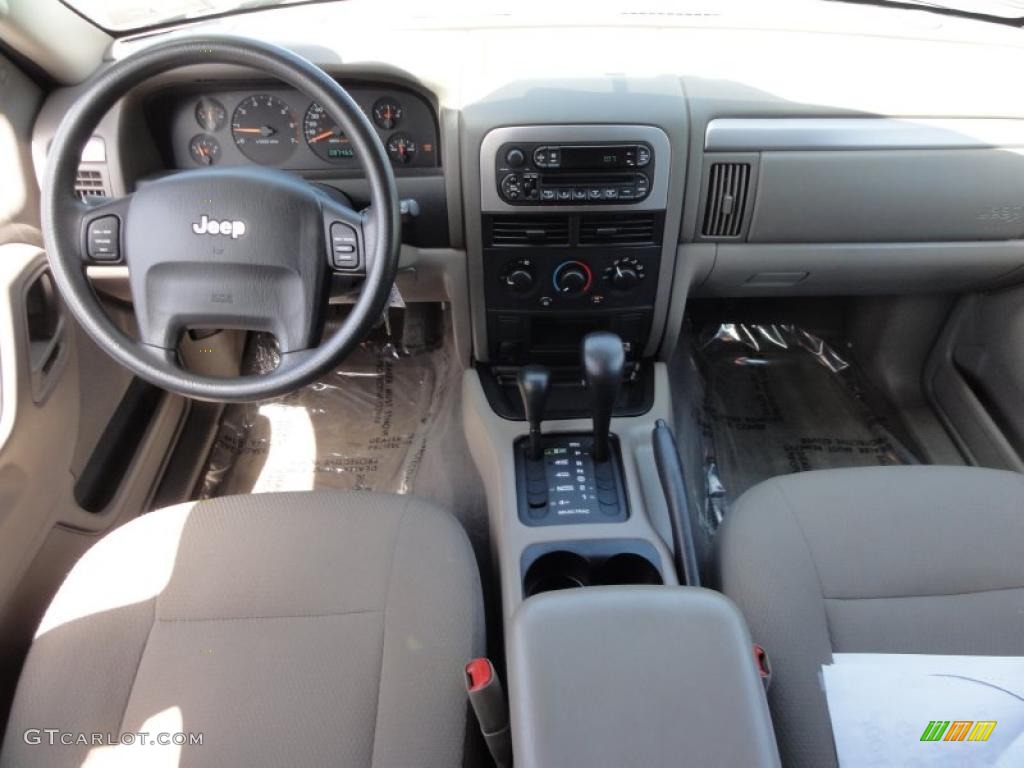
left=596, top=553, right=663, bottom=586
left=523, top=551, right=591, bottom=597
left=523, top=545, right=663, bottom=598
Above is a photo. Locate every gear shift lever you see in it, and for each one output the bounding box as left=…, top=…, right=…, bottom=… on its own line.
left=517, top=365, right=550, bottom=461
left=582, top=332, right=625, bottom=463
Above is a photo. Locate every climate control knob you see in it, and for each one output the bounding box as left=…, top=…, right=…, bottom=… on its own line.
left=604, top=256, right=645, bottom=292
left=553, top=260, right=593, bottom=295
left=503, top=259, right=535, bottom=294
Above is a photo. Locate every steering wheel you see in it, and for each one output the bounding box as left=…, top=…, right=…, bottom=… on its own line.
left=42, top=36, right=401, bottom=402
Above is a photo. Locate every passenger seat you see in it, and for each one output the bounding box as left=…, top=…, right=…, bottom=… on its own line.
left=715, top=465, right=1024, bottom=768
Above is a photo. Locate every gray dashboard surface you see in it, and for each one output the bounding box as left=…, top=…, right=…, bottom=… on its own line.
left=30, top=8, right=1024, bottom=318
left=705, top=117, right=1024, bottom=151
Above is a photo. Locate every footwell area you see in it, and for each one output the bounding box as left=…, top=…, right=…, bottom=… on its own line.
left=695, top=323, right=919, bottom=532
left=201, top=325, right=451, bottom=499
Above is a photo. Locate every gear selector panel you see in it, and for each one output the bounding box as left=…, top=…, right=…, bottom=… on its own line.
left=515, top=434, right=629, bottom=526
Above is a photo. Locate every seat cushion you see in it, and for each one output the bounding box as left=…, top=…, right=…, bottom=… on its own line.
left=1, top=491, right=484, bottom=768
left=715, top=466, right=1024, bottom=768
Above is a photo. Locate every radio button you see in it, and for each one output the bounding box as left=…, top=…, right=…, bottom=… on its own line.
left=572, top=188, right=588, bottom=201
left=637, top=146, right=651, bottom=167
left=618, top=187, right=635, bottom=200
left=533, top=147, right=548, bottom=166
left=547, top=148, right=561, bottom=167
left=556, top=188, right=572, bottom=201
left=540, top=188, right=556, bottom=202
left=603, top=188, right=619, bottom=200
left=587, top=188, right=602, bottom=200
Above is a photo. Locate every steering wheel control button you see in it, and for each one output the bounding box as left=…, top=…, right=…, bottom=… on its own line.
left=86, top=216, right=120, bottom=262
left=329, top=222, right=359, bottom=270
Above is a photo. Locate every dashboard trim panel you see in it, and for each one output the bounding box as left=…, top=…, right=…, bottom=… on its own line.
left=705, top=118, right=1024, bottom=152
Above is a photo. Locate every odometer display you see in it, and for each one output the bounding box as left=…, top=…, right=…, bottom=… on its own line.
left=231, top=94, right=298, bottom=165
left=303, top=102, right=354, bottom=163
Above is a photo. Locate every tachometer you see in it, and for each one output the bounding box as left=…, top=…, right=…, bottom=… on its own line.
left=386, top=133, right=417, bottom=165
left=231, top=94, right=298, bottom=165
left=303, top=102, right=354, bottom=163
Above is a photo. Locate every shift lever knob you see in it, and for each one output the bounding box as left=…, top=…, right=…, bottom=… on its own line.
left=517, top=365, right=550, bottom=461
left=582, top=332, right=625, bottom=463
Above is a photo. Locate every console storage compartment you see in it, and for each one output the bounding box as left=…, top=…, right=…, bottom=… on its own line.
left=508, top=586, right=780, bottom=768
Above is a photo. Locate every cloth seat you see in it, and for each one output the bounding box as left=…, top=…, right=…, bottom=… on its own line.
left=1, top=491, right=484, bottom=767
left=715, top=465, right=1024, bottom=768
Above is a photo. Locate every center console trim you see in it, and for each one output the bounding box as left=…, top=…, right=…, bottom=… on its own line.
left=480, top=125, right=671, bottom=212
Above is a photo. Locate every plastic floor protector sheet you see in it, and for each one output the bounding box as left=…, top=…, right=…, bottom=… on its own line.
left=823, top=654, right=1024, bottom=767
left=694, top=323, right=919, bottom=534
left=200, top=327, right=451, bottom=498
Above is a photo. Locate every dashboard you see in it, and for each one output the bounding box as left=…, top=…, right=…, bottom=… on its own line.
left=153, top=83, right=439, bottom=173
left=28, top=6, right=1024, bottom=366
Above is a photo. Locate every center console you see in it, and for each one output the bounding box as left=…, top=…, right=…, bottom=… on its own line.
left=477, top=125, right=672, bottom=418
left=461, top=100, right=777, bottom=767
left=465, top=122, right=683, bottom=618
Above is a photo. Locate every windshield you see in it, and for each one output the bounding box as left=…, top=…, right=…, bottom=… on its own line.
left=61, top=0, right=318, bottom=31
left=59, top=0, right=1024, bottom=32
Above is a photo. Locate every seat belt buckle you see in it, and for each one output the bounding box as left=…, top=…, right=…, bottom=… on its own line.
left=753, top=643, right=772, bottom=691
left=465, top=657, right=512, bottom=768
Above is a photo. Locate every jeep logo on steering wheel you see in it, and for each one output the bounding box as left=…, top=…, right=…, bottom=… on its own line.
left=192, top=214, right=247, bottom=239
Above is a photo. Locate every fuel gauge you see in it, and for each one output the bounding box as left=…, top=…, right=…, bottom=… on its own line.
left=386, top=133, right=416, bottom=165
left=189, top=134, right=221, bottom=166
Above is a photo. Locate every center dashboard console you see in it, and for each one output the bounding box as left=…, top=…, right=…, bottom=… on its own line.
left=477, top=125, right=672, bottom=418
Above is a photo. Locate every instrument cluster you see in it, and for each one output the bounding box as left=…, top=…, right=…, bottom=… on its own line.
left=167, top=84, right=439, bottom=172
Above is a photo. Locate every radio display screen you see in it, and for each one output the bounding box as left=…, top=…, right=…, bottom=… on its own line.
left=560, top=145, right=635, bottom=170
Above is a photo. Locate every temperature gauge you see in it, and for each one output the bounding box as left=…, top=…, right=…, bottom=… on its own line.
left=188, top=134, right=221, bottom=166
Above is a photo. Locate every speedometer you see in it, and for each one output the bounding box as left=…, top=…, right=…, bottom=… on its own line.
left=231, top=94, right=298, bottom=165
left=303, top=103, right=354, bottom=163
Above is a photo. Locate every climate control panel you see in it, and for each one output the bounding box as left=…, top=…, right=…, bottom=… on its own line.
left=492, top=253, right=652, bottom=311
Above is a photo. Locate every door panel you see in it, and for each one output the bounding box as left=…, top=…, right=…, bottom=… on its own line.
left=0, top=245, right=187, bottom=725
left=0, top=51, right=187, bottom=727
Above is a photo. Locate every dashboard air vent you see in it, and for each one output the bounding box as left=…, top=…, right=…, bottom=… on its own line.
left=74, top=168, right=110, bottom=202
left=579, top=213, right=658, bottom=246
left=489, top=215, right=570, bottom=247
left=702, top=162, right=750, bottom=238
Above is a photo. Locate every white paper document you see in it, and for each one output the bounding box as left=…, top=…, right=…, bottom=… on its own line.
left=822, top=654, right=1024, bottom=767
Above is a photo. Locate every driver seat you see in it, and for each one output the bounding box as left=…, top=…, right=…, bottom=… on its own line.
left=0, top=492, right=484, bottom=767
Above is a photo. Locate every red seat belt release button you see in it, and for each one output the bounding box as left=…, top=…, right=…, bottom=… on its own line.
left=464, top=658, right=511, bottom=768
left=466, top=657, right=493, bottom=692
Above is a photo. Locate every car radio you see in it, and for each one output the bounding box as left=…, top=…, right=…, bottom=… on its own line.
left=495, top=142, right=654, bottom=205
